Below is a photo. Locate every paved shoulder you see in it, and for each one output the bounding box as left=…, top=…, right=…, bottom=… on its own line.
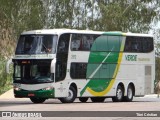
left=0, top=89, right=14, bottom=99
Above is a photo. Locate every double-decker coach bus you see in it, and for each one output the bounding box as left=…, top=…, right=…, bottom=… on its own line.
left=12, top=29, right=155, bottom=103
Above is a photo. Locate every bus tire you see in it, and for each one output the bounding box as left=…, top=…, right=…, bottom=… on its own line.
left=91, top=97, right=105, bottom=102
left=79, top=97, right=88, bottom=103
left=123, top=85, right=134, bottom=102
left=112, top=85, right=124, bottom=102
left=30, top=98, right=46, bottom=103
left=59, top=86, right=77, bottom=103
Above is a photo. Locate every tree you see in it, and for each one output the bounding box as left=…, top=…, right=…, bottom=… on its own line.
left=0, top=0, right=46, bottom=95
left=95, top=0, right=157, bottom=32
left=0, top=0, right=45, bottom=59
left=151, top=0, right=160, bottom=88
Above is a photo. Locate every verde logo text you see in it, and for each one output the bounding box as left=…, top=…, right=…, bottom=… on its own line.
left=125, top=55, right=137, bottom=61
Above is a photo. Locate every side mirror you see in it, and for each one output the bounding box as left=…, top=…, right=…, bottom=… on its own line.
left=6, top=59, right=13, bottom=74
left=51, top=58, right=56, bottom=73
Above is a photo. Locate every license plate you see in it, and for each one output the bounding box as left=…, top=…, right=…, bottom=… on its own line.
left=28, top=94, right=35, bottom=96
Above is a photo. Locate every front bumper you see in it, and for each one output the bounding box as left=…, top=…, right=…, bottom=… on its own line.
left=14, top=89, right=54, bottom=98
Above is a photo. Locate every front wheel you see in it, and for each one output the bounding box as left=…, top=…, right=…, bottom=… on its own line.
left=30, top=98, right=46, bottom=103
left=59, top=86, right=77, bottom=103
left=112, top=85, right=124, bottom=102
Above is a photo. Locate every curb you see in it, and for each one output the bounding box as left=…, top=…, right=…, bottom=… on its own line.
left=144, top=94, right=159, bottom=98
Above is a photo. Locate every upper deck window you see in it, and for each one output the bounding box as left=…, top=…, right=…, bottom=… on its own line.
left=15, top=35, right=58, bottom=54
left=124, top=36, right=153, bottom=53
left=71, top=34, right=100, bottom=51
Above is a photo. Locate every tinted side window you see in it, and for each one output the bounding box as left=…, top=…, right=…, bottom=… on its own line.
left=70, top=63, right=87, bottom=79
left=142, top=37, right=154, bottom=52
left=124, top=36, right=153, bottom=53
left=55, top=33, right=70, bottom=82
left=57, top=34, right=70, bottom=53
left=71, top=34, right=99, bottom=51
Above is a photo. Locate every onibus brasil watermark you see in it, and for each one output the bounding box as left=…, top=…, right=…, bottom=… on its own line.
left=1, top=112, right=42, bottom=118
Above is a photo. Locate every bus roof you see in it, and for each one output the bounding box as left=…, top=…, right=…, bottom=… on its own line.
left=103, top=31, right=153, bottom=37
left=21, top=29, right=104, bottom=35
left=21, top=29, right=153, bottom=37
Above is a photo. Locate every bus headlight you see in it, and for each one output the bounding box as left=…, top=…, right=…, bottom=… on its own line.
left=14, top=87, right=21, bottom=91
left=42, top=87, right=54, bottom=90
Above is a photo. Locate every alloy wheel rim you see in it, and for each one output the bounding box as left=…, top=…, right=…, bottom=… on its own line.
left=117, top=89, right=122, bottom=100
left=68, top=89, right=73, bottom=100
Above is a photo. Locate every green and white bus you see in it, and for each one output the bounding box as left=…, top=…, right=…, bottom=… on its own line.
left=12, top=29, right=155, bottom=103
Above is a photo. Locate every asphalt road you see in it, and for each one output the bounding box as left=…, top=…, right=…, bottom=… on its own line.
left=0, top=96, right=160, bottom=120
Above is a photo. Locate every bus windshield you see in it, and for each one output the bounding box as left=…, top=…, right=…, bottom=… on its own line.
left=13, top=60, right=54, bottom=84
left=15, top=35, right=58, bottom=54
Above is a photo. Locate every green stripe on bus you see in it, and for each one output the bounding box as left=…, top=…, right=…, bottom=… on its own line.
left=80, top=33, right=123, bottom=96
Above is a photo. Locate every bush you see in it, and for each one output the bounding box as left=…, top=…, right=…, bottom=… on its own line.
left=0, top=61, right=12, bottom=95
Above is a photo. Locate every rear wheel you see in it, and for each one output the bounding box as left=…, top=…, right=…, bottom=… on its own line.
left=59, top=86, right=77, bottom=103
left=123, top=85, right=134, bottom=102
left=112, top=85, right=124, bottom=102
left=79, top=97, right=88, bottom=103
left=30, top=98, right=46, bottom=103
left=91, top=97, right=105, bottom=102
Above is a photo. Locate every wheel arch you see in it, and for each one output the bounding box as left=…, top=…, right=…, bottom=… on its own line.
left=68, top=82, right=78, bottom=95
left=59, top=82, right=78, bottom=103
left=112, top=82, right=125, bottom=102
